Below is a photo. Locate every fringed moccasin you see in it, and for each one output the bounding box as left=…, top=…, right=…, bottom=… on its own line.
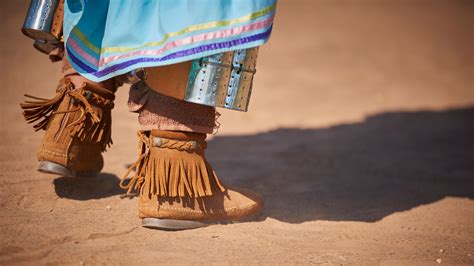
left=20, top=78, right=115, bottom=177
left=121, top=130, right=263, bottom=230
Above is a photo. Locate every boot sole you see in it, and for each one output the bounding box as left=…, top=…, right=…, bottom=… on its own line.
left=142, top=218, right=212, bottom=231
left=38, top=161, right=74, bottom=177
left=37, top=161, right=99, bottom=178
left=141, top=212, right=261, bottom=231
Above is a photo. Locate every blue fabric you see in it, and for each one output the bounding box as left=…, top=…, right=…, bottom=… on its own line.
left=64, top=0, right=277, bottom=81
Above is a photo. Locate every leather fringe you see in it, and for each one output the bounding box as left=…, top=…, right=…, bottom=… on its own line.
left=66, top=89, right=113, bottom=151
left=20, top=79, right=113, bottom=151
left=19, top=80, right=72, bottom=131
left=121, top=132, right=226, bottom=198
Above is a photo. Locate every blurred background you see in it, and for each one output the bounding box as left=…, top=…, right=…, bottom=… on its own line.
left=1, top=0, right=473, bottom=264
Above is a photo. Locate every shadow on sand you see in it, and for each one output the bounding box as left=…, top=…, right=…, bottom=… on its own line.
left=207, top=107, right=474, bottom=223
left=52, top=107, right=474, bottom=223
left=53, top=173, right=123, bottom=200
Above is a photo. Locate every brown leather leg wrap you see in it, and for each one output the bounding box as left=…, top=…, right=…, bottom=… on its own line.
left=128, top=81, right=216, bottom=134
left=120, top=130, right=226, bottom=198
left=21, top=79, right=115, bottom=149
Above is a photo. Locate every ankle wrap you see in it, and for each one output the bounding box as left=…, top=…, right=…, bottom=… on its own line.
left=128, top=82, right=217, bottom=134
left=120, top=130, right=226, bottom=198
left=20, top=78, right=115, bottom=151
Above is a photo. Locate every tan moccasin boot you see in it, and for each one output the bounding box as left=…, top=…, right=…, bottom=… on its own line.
left=20, top=78, right=115, bottom=177
left=121, top=130, right=263, bottom=230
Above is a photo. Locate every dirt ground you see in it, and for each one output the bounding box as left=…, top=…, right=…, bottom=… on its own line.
left=1, top=0, right=473, bottom=265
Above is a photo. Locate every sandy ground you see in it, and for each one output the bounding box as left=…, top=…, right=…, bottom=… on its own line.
left=1, top=0, right=473, bottom=265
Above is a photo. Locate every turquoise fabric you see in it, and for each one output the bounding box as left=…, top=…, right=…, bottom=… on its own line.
left=64, top=0, right=277, bottom=81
